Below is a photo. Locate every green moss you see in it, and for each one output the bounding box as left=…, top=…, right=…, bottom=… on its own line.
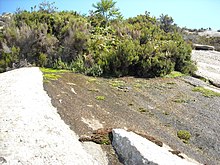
left=192, top=87, right=220, bottom=97
left=43, top=79, right=50, bottom=83
left=87, top=78, right=97, bottom=83
left=173, top=99, right=187, bottom=103
left=43, top=73, right=61, bottom=81
left=177, top=130, right=191, bottom=143
left=164, top=71, right=184, bottom=78
left=40, top=67, right=68, bottom=73
left=96, top=134, right=112, bottom=145
left=40, top=67, right=68, bottom=82
left=133, top=83, right=142, bottom=88
left=100, top=138, right=111, bottom=145
left=96, top=96, right=105, bottom=100
left=110, top=80, right=125, bottom=88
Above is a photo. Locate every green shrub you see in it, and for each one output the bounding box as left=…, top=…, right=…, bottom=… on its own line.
left=0, top=5, right=196, bottom=78
left=85, top=64, right=103, bottom=76
left=70, top=55, right=86, bottom=73
left=53, top=57, right=68, bottom=69
left=177, top=130, right=191, bottom=143
left=38, top=53, right=47, bottom=67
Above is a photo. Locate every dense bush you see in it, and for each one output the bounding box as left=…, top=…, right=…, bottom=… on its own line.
left=0, top=1, right=196, bottom=77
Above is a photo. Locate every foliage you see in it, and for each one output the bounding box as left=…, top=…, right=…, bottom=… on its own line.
left=92, top=0, right=121, bottom=27
left=159, top=14, right=175, bottom=33
left=53, top=57, right=68, bottom=69
left=38, top=0, right=58, bottom=13
left=38, top=53, right=47, bottom=67
left=85, top=64, right=103, bottom=76
left=177, top=130, right=191, bottom=143
left=0, top=0, right=196, bottom=77
left=70, top=55, right=86, bottom=73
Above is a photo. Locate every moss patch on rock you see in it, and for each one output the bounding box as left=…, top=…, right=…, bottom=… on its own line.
left=110, top=80, right=125, bottom=88
left=177, top=130, right=191, bottom=143
left=40, top=67, right=68, bottom=82
left=192, top=86, right=220, bottom=97
left=164, top=71, right=184, bottom=78
left=95, top=96, right=105, bottom=101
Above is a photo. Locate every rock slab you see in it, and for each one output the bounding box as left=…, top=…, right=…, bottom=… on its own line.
left=0, top=67, right=100, bottom=165
left=193, top=44, right=215, bottom=51
left=191, top=50, right=220, bottom=88
left=112, top=129, right=200, bottom=165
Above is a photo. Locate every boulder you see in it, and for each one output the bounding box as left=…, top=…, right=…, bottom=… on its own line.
left=112, top=129, right=200, bottom=165
left=193, top=44, right=215, bottom=51
left=0, top=20, right=5, bottom=26
left=208, top=79, right=220, bottom=88
left=1, top=13, right=13, bottom=21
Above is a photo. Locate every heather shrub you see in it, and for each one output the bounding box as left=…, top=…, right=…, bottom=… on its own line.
left=0, top=1, right=196, bottom=76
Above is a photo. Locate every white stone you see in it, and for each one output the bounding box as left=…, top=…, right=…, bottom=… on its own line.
left=193, top=44, right=215, bottom=51
left=0, top=67, right=100, bottom=165
left=198, top=30, right=220, bottom=38
left=112, top=129, right=200, bottom=165
left=82, top=142, right=108, bottom=165
left=192, top=50, right=220, bottom=88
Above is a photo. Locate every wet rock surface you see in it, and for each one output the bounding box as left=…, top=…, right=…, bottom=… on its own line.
left=44, top=72, right=220, bottom=165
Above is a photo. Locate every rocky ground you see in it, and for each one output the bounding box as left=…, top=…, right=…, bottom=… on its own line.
left=198, top=30, right=220, bottom=38
left=0, top=68, right=103, bottom=165
left=44, top=70, right=220, bottom=165
left=192, top=50, right=220, bottom=87
left=1, top=50, right=219, bottom=165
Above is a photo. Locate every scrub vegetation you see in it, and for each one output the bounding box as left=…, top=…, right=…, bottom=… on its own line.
left=0, top=0, right=196, bottom=78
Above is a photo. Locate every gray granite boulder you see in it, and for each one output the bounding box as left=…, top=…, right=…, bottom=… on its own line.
left=193, top=44, right=215, bottom=51
left=112, top=129, right=199, bottom=165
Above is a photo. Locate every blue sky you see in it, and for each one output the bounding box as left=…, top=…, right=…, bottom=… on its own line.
left=0, top=0, right=219, bottom=30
